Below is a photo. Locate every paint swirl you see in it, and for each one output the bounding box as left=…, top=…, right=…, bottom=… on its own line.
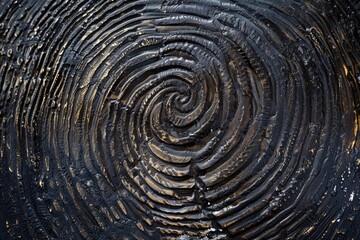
left=0, top=0, right=359, bottom=239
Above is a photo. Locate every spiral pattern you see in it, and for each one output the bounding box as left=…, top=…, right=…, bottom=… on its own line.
left=0, top=0, right=359, bottom=239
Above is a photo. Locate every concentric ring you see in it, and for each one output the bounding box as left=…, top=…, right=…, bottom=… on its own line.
left=0, top=0, right=359, bottom=239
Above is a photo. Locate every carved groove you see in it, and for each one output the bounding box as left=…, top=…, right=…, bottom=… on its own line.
left=0, top=0, right=359, bottom=239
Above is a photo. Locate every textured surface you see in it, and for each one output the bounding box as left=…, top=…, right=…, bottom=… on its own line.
left=0, top=0, right=359, bottom=239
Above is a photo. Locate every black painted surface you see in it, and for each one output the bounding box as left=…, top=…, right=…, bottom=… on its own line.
left=0, top=0, right=359, bottom=239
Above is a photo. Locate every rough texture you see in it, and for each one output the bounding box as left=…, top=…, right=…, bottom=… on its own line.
left=0, top=0, right=359, bottom=239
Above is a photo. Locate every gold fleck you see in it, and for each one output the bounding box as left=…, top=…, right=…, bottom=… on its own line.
left=117, top=200, right=127, bottom=215
left=356, top=158, right=360, bottom=166
left=343, top=64, right=348, bottom=76
left=136, top=222, right=144, bottom=232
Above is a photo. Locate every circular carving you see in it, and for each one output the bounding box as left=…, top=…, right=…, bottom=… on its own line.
left=0, top=0, right=359, bottom=239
